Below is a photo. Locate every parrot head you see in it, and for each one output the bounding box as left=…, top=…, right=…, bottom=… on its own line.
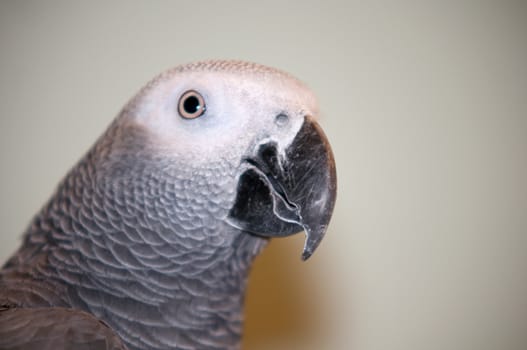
left=100, top=60, right=336, bottom=260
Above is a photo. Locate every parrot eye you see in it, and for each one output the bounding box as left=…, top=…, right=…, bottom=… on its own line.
left=178, top=90, right=206, bottom=119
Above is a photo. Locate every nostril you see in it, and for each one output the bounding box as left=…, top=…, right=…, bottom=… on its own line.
left=274, top=113, right=289, bottom=126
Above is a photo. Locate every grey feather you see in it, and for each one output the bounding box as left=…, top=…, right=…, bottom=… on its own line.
left=0, top=307, right=128, bottom=350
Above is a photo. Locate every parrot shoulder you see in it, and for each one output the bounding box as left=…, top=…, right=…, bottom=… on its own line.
left=0, top=306, right=128, bottom=350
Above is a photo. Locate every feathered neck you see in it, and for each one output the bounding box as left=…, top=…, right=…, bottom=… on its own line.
left=2, top=138, right=268, bottom=350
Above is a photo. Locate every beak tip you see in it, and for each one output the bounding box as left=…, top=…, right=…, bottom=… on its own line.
left=301, top=249, right=313, bottom=261
left=300, top=225, right=328, bottom=261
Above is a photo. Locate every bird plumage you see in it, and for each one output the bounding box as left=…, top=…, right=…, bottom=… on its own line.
left=0, top=60, right=336, bottom=350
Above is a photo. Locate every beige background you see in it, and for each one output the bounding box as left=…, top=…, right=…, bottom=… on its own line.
left=1, top=1, right=526, bottom=349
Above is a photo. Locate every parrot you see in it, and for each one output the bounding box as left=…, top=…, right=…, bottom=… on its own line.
left=0, top=60, right=337, bottom=350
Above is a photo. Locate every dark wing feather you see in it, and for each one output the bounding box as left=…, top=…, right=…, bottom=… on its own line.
left=0, top=307, right=128, bottom=350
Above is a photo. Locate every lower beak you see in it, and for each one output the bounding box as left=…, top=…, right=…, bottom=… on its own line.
left=227, top=116, right=337, bottom=260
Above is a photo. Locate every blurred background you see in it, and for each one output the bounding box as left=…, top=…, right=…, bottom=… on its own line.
left=1, top=1, right=526, bottom=349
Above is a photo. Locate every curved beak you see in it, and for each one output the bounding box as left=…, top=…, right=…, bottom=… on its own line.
left=227, top=116, right=337, bottom=260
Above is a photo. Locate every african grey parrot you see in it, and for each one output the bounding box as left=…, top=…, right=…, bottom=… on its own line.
left=0, top=60, right=337, bottom=350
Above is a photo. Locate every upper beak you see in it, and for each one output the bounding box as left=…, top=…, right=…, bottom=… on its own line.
left=227, top=116, right=337, bottom=260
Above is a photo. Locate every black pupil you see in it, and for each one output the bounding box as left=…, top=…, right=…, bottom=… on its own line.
left=183, top=95, right=201, bottom=114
